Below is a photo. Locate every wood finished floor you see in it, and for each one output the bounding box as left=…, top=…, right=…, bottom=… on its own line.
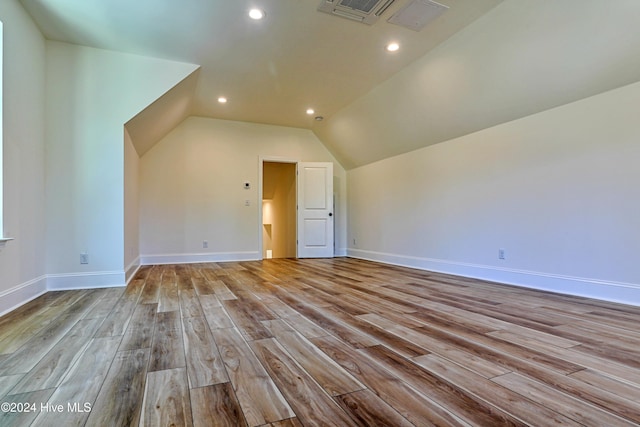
left=1, top=258, right=640, bottom=426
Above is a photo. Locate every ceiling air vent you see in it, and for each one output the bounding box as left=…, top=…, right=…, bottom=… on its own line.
left=318, top=0, right=396, bottom=25
left=387, top=0, right=448, bottom=32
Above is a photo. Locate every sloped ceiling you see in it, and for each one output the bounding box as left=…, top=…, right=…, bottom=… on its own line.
left=315, top=0, right=640, bottom=168
left=125, top=69, right=200, bottom=157
left=19, top=0, right=640, bottom=168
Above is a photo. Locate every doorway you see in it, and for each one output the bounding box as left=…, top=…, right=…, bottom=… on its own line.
left=262, top=162, right=297, bottom=258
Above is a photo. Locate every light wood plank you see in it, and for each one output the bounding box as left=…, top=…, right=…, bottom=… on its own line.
left=310, top=335, right=470, bottom=427
left=0, top=374, right=24, bottom=399
left=0, top=388, right=55, bottom=427
left=140, top=367, right=193, bottom=427
left=204, top=306, right=235, bottom=330
left=250, top=338, right=360, bottom=427
left=31, top=336, right=122, bottom=427
left=362, top=344, right=528, bottom=427
left=262, top=319, right=365, bottom=396
left=492, top=372, right=636, bottom=427
left=212, top=328, right=294, bottom=427
left=180, top=289, right=206, bottom=318
left=1, top=258, right=639, bottom=426
left=182, top=316, right=228, bottom=388
left=158, top=269, right=180, bottom=312
left=10, top=318, right=103, bottom=394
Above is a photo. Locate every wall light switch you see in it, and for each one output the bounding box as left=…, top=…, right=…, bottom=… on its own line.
left=245, top=200, right=250, bottom=206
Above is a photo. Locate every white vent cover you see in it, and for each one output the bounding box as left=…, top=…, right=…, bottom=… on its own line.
left=317, top=0, right=396, bottom=25
left=387, top=0, right=448, bottom=31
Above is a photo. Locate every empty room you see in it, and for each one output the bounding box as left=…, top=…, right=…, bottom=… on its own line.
left=1, top=0, right=639, bottom=426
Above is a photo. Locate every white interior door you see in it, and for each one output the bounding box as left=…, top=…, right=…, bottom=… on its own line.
left=297, top=162, right=334, bottom=258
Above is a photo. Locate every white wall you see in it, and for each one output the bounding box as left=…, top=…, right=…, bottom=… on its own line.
left=124, top=128, right=140, bottom=280
left=140, top=116, right=347, bottom=263
left=45, top=41, right=197, bottom=289
left=315, top=0, right=640, bottom=169
left=348, top=81, right=640, bottom=305
left=0, top=0, right=47, bottom=315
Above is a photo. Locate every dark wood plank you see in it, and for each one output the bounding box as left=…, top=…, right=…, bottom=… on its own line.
left=84, top=348, right=149, bottom=427
left=148, top=311, right=185, bottom=372
left=334, top=389, right=414, bottom=427
left=119, top=303, right=157, bottom=351
left=222, top=299, right=273, bottom=341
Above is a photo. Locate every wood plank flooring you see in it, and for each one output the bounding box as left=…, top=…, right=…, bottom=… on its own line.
left=1, top=258, right=640, bottom=426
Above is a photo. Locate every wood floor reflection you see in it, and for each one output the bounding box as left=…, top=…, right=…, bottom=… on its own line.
left=1, top=258, right=640, bottom=426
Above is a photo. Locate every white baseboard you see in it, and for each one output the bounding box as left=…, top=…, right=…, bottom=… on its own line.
left=335, top=248, right=348, bottom=257
left=0, top=275, right=48, bottom=317
left=140, top=251, right=260, bottom=265
left=125, top=257, right=141, bottom=283
left=348, top=248, right=640, bottom=307
left=47, top=271, right=126, bottom=291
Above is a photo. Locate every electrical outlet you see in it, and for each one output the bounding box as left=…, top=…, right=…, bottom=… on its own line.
left=245, top=200, right=250, bottom=206
left=498, top=248, right=506, bottom=260
left=203, top=240, right=208, bottom=249
left=80, top=253, right=89, bottom=264
left=353, top=238, right=357, bottom=246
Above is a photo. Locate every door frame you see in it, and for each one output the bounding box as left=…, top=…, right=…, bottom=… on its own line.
left=257, top=156, right=299, bottom=261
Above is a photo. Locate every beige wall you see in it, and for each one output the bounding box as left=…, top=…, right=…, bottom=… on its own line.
left=315, top=0, right=640, bottom=169
left=44, top=41, right=197, bottom=288
left=124, top=128, right=140, bottom=279
left=348, top=81, right=640, bottom=305
left=0, top=0, right=47, bottom=314
left=139, top=116, right=347, bottom=263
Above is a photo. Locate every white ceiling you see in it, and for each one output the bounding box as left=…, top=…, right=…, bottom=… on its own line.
left=19, top=0, right=640, bottom=168
left=19, top=0, right=501, bottom=147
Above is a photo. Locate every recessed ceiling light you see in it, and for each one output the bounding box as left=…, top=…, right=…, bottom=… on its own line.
left=386, top=42, right=400, bottom=52
left=249, top=8, right=265, bottom=20
left=218, top=97, right=227, bottom=104
left=306, top=108, right=315, bottom=115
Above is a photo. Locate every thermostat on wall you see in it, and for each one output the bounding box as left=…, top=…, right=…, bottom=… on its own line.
left=243, top=182, right=251, bottom=189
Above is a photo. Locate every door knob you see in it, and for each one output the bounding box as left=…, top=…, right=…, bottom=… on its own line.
left=329, top=213, right=333, bottom=217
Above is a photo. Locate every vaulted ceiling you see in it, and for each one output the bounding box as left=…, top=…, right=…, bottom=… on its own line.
left=19, top=0, right=640, bottom=168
